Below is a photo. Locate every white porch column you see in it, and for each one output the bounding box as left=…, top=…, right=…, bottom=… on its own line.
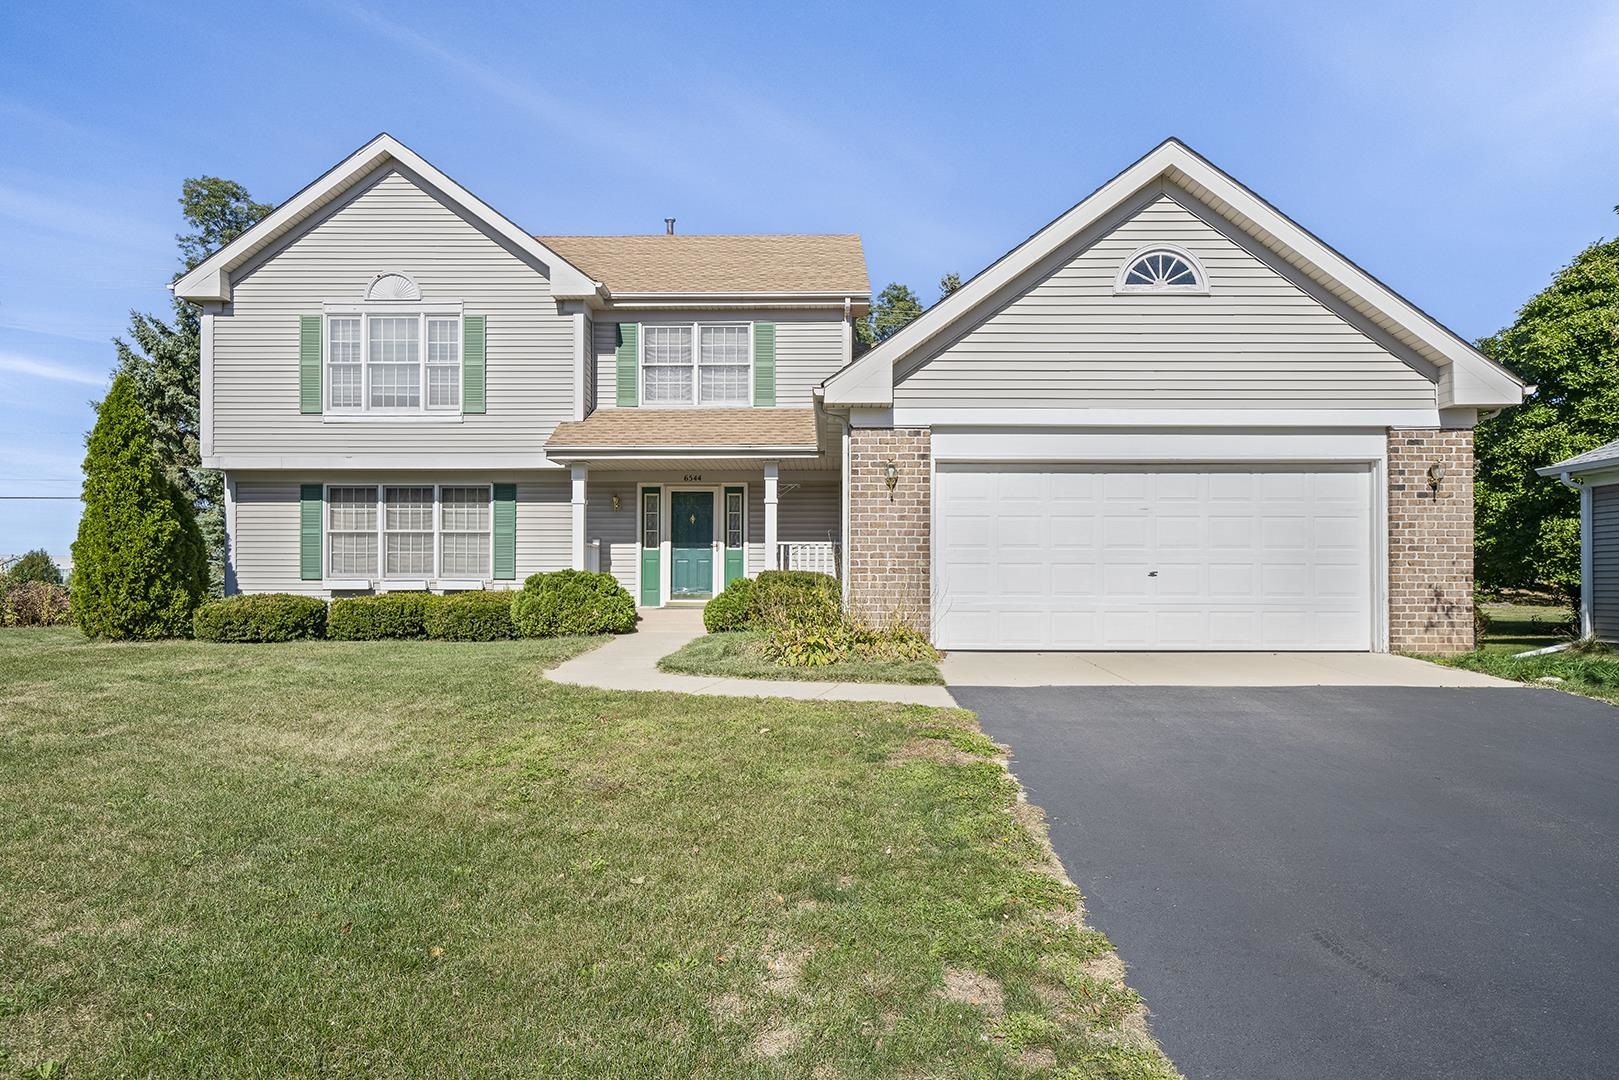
left=763, top=462, right=779, bottom=571
left=570, top=464, right=588, bottom=570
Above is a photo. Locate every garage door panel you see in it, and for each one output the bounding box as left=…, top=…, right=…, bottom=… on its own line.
left=935, top=463, right=1372, bottom=650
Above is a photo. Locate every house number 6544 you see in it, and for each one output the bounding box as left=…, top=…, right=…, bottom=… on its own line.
left=683, top=474, right=703, bottom=482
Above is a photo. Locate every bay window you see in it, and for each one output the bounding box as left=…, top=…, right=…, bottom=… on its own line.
left=324, top=484, right=494, bottom=581
left=641, top=321, right=751, bottom=406
left=326, top=311, right=462, bottom=414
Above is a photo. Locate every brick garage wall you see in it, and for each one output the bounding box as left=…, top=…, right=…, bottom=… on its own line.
left=1387, top=428, right=1475, bottom=654
left=846, top=428, right=931, bottom=631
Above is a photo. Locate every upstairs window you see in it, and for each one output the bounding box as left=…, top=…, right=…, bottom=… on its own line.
left=326, top=311, right=462, bottom=414
left=1116, top=247, right=1206, bottom=293
left=641, top=321, right=752, bottom=406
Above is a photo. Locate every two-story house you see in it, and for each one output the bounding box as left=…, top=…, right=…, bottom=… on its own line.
left=176, top=134, right=1524, bottom=654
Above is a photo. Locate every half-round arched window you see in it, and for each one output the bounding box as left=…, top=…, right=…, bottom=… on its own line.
left=365, top=272, right=422, bottom=301
left=1116, top=247, right=1206, bottom=293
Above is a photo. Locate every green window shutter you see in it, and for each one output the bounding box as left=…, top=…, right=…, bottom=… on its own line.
left=616, top=323, right=640, bottom=407
left=299, top=316, right=322, bottom=414
left=752, top=322, right=776, bottom=406
left=723, top=486, right=745, bottom=587
left=639, top=487, right=660, bottom=606
left=493, top=483, right=516, bottom=580
left=463, top=315, right=487, bottom=414
left=299, top=484, right=323, bottom=580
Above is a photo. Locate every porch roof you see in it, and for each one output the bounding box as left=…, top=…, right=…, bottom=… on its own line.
left=545, top=407, right=823, bottom=460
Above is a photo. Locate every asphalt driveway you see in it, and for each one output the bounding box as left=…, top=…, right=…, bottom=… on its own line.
left=956, top=685, right=1619, bottom=1080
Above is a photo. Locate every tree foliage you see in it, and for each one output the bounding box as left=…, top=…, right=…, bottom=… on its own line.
left=107, top=177, right=271, bottom=596
left=856, top=282, right=925, bottom=347
left=1475, top=231, right=1619, bottom=599
left=6, top=549, right=62, bottom=586
left=938, top=272, right=963, bottom=299
left=72, top=374, right=207, bottom=638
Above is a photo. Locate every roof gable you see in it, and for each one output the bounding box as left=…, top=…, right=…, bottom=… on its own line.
left=172, top=133, right=599, bottom=303
left=823, top=139, right=1524, bottom=410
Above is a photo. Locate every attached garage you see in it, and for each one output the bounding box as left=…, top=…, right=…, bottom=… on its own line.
left=934, top=463, right=1374, bottom=650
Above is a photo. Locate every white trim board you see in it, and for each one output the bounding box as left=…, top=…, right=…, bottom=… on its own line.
left=862, top=407, right=1445, bottom=429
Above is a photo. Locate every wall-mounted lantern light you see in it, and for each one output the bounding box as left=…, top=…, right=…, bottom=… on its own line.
left=1427, top=462, right=1447, bottom=491
left=883, top=460, right=899, bottom=500
left=611, top=493, right=622, bottom=511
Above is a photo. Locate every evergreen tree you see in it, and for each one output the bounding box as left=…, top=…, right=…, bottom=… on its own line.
left=72, top=374, right=207, bottom=639
left=938, top=272, right=963, bottom=299
left=108, top=178, right=271, bottom=596
left=6, top=549, right=62, bottom=586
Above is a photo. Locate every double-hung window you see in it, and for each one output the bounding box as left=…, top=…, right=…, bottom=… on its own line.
left=326, top=311, right=462, bottom=414
left=325, top=484, right=493, bottom=581
left=641, top=321, right=751, bottom=406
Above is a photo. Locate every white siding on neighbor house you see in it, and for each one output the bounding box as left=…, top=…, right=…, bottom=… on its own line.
left=593, top=310, right=846, bottom=410
left=229, top=471, right=570, bottom=596
left=212, top=165, right=573, bottom=460
left=1592, top=484, right=1619, bottom=642
left=894, top=190, right=1437, bottom=411
left=583, top=470, right=840, bottom=595
left=581, top=312, right=596, bottom=416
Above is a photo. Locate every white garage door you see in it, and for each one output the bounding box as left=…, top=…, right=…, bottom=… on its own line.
left=934, top=463, right=1373, bottom=650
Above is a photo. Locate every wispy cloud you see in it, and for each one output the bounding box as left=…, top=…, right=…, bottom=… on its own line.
left=0, top=351, right=107, bottom=387
left=0, top=182, right=170, bottom=252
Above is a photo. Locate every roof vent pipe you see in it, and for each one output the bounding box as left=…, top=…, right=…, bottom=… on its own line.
left=664, top=218, right=676, bottom=235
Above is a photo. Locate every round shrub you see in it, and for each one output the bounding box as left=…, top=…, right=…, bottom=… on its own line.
left=703, top=576, right=756, bottom=632
left=327, top=593, right=432, bottom=640
left=425, top=591, right=517, bottom=641
left=751, top=569, right=842, bottom=632
left=194, top=593, right=328, bottom=642
left=511, top=570, right=636, bottom=637
left=3, top=581, right=73, bottom=627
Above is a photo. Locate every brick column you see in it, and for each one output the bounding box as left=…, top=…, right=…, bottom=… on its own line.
left=846, top=427, right=931, bottom=633
left=1387, top=429, right=1475, bottom=654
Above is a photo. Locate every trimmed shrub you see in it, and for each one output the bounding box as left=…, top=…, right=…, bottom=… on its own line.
left=703, top=576, right=756, bottom=632
left=193, top=593, right=328, bottom=642
left=7, top=549, right=63, bottom=587
left=3, top=581, right=72, bottom=627
left=425, top=591, right=517, bottom=641
left=511, top=570, right=636, bottom=637
left=71, top=374, right=207, bottom=639
left=752, top=569, right=842, bottom=633
left=327, top=593, right=433, bottom=640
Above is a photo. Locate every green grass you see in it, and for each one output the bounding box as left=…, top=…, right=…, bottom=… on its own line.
left=657, top=630, right=946, bottom=685
left=0, top=628, right=1174, bottom=1078
left=1440, top=644, right=1619, bottom=705
left=1476, top=600, right=1575, bottom=655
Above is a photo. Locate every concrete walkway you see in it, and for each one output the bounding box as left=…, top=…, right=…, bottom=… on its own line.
left=940, top=649, right=1519, bottom=687
left=546, top=606, right=959, bottom=706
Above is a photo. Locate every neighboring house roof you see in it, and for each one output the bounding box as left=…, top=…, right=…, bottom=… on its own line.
left=821, top=138, right=1526, bottom=411
left=1538, top=439, right=1619, bottom=478
left=545, top=407, right=821, bottom=455
left=537, top=234, right=870, bottom=297
left=171, top=133, right=600, bottom=303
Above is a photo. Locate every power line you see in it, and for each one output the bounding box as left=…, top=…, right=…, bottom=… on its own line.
left=0, top=495, right=81, bottom=500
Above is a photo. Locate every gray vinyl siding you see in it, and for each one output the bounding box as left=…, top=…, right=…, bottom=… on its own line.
left=894, top=191, right=1436, bottom=410
left=592, top=310, right=845, bottom=410
left=583, top=470, right=839, bottom=596
left=1592, top=484, right=1619, bottom=641
left=213, top=165, right=573, bottom=457
left=228, top=471, right=569, bottom=596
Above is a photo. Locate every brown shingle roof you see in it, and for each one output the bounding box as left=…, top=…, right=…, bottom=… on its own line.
left=537, top=234, right=869, bottom=296
left=546, top=408, right=821, bottom=451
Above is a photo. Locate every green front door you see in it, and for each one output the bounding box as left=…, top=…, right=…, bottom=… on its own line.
left=670, top=491, right=715, bottom=597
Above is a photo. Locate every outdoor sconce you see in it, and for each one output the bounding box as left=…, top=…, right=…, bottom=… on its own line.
left=611, top=493, right=622, bottom=511
left=884, top=460, right=899, bottom=499
left=1428, top=462, right=1447, bottom=490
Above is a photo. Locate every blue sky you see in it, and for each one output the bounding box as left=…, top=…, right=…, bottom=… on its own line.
left=3, top=0, right=1617, bottom=559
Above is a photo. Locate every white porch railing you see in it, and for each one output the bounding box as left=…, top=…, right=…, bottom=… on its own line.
left=777, top=541, right=841, bottom=577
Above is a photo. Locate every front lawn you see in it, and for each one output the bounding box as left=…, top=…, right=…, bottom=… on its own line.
left=658, top=629, right=945, bottom=685
left=0, top=628, right=1172, bottom=1078
left=1440, top=646, right=1619, bottom=705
